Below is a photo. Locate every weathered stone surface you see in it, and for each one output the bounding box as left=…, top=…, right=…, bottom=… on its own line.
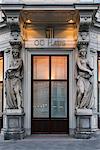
left=76, top=109, right=93, bottom=116
left=76, top=45, right=94, bottom=109
left=3, top=109, right=25, bottom=140
left=75, top=109, right=94, bottom=139
left=74, top=131, right=94, bottom=139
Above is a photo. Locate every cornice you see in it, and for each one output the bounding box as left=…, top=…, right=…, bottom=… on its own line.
left=0, top=3, right=99, bottom=11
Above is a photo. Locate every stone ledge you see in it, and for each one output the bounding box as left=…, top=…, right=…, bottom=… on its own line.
left=74, top=131, right=94, bottom=139
left=3, top=109, right=25, bottom=116
left=3, top=130, right=25, bottom=140
left=75, top=109, right=93, bottom=116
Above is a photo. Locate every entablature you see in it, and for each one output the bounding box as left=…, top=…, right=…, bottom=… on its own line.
left=0, top=3, right=99, bottom=11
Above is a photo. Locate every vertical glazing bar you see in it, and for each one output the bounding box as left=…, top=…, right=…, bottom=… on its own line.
left=49, top=56, right=51, bottom=119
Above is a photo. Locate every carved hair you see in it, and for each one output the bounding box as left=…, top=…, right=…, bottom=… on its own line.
left=12, top=44, right=22, bottom=50
left=78, top=44, right=88, bottom=51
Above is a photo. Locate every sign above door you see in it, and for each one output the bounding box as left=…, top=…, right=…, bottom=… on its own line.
left=25, top=38, right=76, bottom=49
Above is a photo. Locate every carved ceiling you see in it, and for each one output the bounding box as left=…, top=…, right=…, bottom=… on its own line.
left=21, top=10, right=79, bottom=25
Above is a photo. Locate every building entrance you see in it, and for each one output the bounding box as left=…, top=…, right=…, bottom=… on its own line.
left=31, top=56, right=69, bottom=133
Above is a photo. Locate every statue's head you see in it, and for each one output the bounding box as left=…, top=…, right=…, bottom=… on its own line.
left=80, top=32, right=88, bottom=40
left=10, top=42, right=22, bottom=59
left=78, top=44, right=88, bottom=57
left=12, top=44, right=21, bottom=58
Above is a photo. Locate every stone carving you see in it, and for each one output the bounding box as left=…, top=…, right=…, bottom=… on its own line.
left=78, top=32, right=89, bottom=43
left=10, top=31, right=21, bottom=42
left=76, top=45, right=94, bottom=109
left=7, top=17, right=19, bottom=25
left=80, top=16, right=92, bottom=24
left=5, top=44, right=23, bottom=109
left=80, top=32, right=89, bottom=40
left=95, top=7, right=100, bottom=23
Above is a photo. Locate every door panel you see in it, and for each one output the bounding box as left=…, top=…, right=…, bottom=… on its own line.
left=51, top=56, right=67, bottom=79
left=51, top=81, right=67, bottom=118
left=33, top=56, right=49, bottom=80
left=32, top=56, right=69, bottom=134
left=33, top=81, right=49, bottom=118
left=32, top=119, right=68, bottom=133
left=32, top=119, right=50, bottom=133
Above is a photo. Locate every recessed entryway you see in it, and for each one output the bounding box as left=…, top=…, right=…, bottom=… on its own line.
left=31, top=55, right=69, bottom=133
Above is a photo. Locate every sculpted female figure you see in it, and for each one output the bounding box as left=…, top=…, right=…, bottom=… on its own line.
left=76, top=45, right=94, bottom=109
left=5, top=44, right=23, bottom=109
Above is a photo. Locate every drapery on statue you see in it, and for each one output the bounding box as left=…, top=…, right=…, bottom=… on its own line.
left=5, top=44, right=23, bottom=109
left=76, top=45, right=94, bottom=109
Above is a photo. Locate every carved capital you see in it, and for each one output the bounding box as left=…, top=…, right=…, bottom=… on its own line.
left=6, top=15, right=20, bottom=31
left=7, top=16, right=19, bottom=25
left=80, top=15, right=92, bottom=25
left=9, top=41, right=22, bottom=50
left=78, top=11, right=93, bottom=46
left=4, top=10, right=21, bottom=43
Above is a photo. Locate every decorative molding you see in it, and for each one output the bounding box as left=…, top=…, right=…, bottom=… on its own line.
left=78, top=11, right=93, bottom=46
left=80, top=16, right=92, bottom=25
left=7, top=17, right=20, bottom=43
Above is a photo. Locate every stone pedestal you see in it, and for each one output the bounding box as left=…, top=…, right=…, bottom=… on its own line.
left=75, top=109, right=94, bottom=139
left=2, top=109, right=25, bottom=140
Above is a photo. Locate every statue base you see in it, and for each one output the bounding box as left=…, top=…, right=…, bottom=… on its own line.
left=2, top=109, right=25, bottom=140
left=74, top=131, right=94, bottom=139
left=75, top=109, right=94, bottom=139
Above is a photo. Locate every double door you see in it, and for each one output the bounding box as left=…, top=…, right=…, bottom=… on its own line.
left=32, top=56, right=69, bottom=133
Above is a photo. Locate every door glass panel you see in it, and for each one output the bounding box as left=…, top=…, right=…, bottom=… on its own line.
left=51, top=56, right=67, bottom=80
left=51, top=81, right=67, bottom=118
left=33, top=56, right=49, bottom=79
left=0, top=83, right=2, bottom=117
left=0, top=56, right=3, bottom=117
left=98, top=59, right=100, bottom=116
left=99, top=83, right=100, bottom=116
left=33, top=81, right=49, bottom=118
left=98, top=59, right=100, bottom=82
left=0, top=57, right=3, bottom=82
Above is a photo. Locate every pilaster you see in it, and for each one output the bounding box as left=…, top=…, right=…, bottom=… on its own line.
left=75, top=9, right=98, bottom=138
left=2, top=9, right=25, bottom=140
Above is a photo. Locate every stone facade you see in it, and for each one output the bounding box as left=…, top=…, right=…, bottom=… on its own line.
left=0, top=2, right=99, bottom=139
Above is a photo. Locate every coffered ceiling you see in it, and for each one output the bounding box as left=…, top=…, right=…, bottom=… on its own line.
left=21, top=10, right=79, bottom=25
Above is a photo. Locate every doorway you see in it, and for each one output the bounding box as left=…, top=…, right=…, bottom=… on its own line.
left=31, top=56, right=69, bottom=133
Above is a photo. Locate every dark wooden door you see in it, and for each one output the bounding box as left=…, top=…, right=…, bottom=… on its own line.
left=31, top=56, right=69, bottom=133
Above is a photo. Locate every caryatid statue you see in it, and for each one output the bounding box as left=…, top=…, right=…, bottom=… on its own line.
left=5, top=44, right=23, bottom=109
left=76, top=45, right=94, bottom=109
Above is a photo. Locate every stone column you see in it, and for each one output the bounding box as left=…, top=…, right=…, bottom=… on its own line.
left=75, top=10, right=98, bottom=138
left=2, top=10, right=25, bottom=140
